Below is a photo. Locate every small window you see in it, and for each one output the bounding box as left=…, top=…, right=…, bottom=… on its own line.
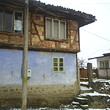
left=14, top=12, right=23, bottom=33
left=0, top=9, right=3, bottom=31
left=0, top=8, right=23, bottom=33
left=46, top=18, right=52, bottom=38
left=52, top=57, right=64, bottom=72
left=100, top=60, right=109, bottom=69
left=4, top=10, right=13, bottom=32
left=46, top=18, right=66, bottom=40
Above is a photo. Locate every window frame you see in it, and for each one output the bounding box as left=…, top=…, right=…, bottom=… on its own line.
left=52, top=57, right=65, bottom=73
left=45, top=17, right=67, bottom=40
left=0, top=8, right=3, bottom=31
left=14, top=11, right=23, bottom=33
left=4, top=9, right=13, bottom=32
left=100, top=60, right=109, bottom=69
left=0, top=8, right=23, bottom=34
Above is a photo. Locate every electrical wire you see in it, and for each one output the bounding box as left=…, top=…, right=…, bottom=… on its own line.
left=81, top=29, right=110, bottom=42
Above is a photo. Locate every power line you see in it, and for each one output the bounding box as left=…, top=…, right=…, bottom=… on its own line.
left=80, top=3, right=110, bottom=5
left=81, top=29, right=110, bottom=42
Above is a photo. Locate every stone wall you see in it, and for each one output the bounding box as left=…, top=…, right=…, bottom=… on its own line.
left=0, top=13, right=80, bottom=52
left=92, top=81, right=110, bottom=94
left=0, top=81, right=80, bottom=108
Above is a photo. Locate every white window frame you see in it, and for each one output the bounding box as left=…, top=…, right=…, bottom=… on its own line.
left=45, top=17, right=66, bottom=40
left=52, top=57, right=65, bottom=73
left=14, top=11, right=23, bottom=33
left=100, top=60, right=109, bottom=69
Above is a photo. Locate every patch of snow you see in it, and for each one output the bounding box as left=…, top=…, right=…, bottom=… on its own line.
left=75, top=97, right=88, bottom=100
left=80, top=86, right=92, bottom=90
left=107, top=99, right=110, bottom=102
left=80, top=104, right=88, bottom=107
left=93, top=79, right=110, bottom=83
left=72, top=101, right=79, bottom=104
left=80, top=91, right=110, bottom=97
left=80, top=81, right=88, bottom=85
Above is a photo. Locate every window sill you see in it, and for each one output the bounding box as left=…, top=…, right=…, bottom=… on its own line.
left=0, top=31, right=23, bottom=37
left=45, top=38, right=68, bottom=42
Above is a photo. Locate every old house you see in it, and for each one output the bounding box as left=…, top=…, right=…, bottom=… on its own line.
left=0, top=0, right=96, bottom=107
left=89, top=52, right=110, bottom=79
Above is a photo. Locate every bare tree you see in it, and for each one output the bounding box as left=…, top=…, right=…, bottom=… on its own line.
left=78, top=58, right=86, bottom=68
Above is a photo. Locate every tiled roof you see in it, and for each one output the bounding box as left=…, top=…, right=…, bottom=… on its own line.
left=0, top=0, right=96, bottom=27
left=30, top=0, right=96, bottom=27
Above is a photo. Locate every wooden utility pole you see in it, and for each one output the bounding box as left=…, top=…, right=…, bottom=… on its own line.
left=21, top=0, right=29, bottom=110
left=87, top=63, right=93, bottom=87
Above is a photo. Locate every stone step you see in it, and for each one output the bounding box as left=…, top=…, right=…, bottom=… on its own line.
left=80, top=104, right=89, bottom=109
left=72, top=97, right=89, bottom=109
left=74, top=97, right=88, bottom=105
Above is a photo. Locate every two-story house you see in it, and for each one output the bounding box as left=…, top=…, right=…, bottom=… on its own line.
left=0, top=0, right=96, bottom=107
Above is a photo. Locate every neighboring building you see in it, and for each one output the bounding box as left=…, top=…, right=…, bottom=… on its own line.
left=97, top=53, right=110, bottom=79
left=89, top=52, right=110, bottom=79
left=0, top=0, right=96, bottom=107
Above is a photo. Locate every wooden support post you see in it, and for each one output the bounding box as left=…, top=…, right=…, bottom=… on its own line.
left=21, top=0, right=29, bottom=110
left=87, top=63, right=93, bottom=87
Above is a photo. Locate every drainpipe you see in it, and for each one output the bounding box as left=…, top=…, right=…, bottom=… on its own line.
left=21, top=0, right=29, bottom=110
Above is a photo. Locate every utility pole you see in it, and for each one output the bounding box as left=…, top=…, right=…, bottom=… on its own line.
left=87, top=63, right=93, bottom=87
left=21, top=0, right=29, bottom=110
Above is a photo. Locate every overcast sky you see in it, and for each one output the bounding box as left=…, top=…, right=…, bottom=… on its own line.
left=40, top=0, right=110, bottom=67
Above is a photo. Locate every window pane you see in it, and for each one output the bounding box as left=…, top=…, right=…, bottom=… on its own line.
left=53, top=58, right=58, bottom=62
left=14, top=12, right=22, bottom=33
left=4, top=10, right=13, bottom=32
left=100, top=61, right=109, bottom=68
left=0, top=9, right=3, bottom=31
left=54, top=20, right=59, bottom=39
left=53, top=63, right=58, bottom=66
left=59, top=58, right=63, bottom=62
left=54, top=67, right=58, bottom=71
left=105, top=61, right=109, bottom=68
left=60, top=21, right=66, bottom=39
left=59, top=63, right=63, bottom=66
left=46, top=19, right=52, bottom=38
left=59, top=67, right=63, bottom=71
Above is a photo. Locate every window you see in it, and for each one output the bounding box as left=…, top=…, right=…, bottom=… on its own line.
left=0, top=9, right=3, bottom=31
left=4, top=10, right=13, bottom=32
left=100, top=60, right=109, bottom=69
left=52, top=57, right=64, bottom=72
left=0, top=8, right=23, bottom=33
left=14, top=12, right=23, bottom=33
left=46, top=18, right=66, bottom=40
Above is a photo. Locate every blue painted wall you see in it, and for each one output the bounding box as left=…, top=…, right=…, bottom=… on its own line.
left=0, top=49, right=77, bottom=85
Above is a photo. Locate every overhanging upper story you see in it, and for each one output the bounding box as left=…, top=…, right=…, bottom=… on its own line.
left=0, top=0, right=96, bottom=53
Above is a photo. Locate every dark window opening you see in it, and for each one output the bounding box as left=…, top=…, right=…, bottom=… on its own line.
left=4, top=10, right=13, bottom=32
left=0, top=9, right=3, bottom=31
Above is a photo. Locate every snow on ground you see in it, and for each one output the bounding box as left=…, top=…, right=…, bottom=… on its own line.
left=80, top=81, right=88, bottom=85
left=93, top=79, right=110, bottom=83
left=80, top=85, right=92, bottom=90
left=80, top=91, right=110, bottom=97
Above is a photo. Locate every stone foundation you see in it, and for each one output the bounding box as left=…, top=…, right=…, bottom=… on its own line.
left=0, top=81, right=80, bottom=107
